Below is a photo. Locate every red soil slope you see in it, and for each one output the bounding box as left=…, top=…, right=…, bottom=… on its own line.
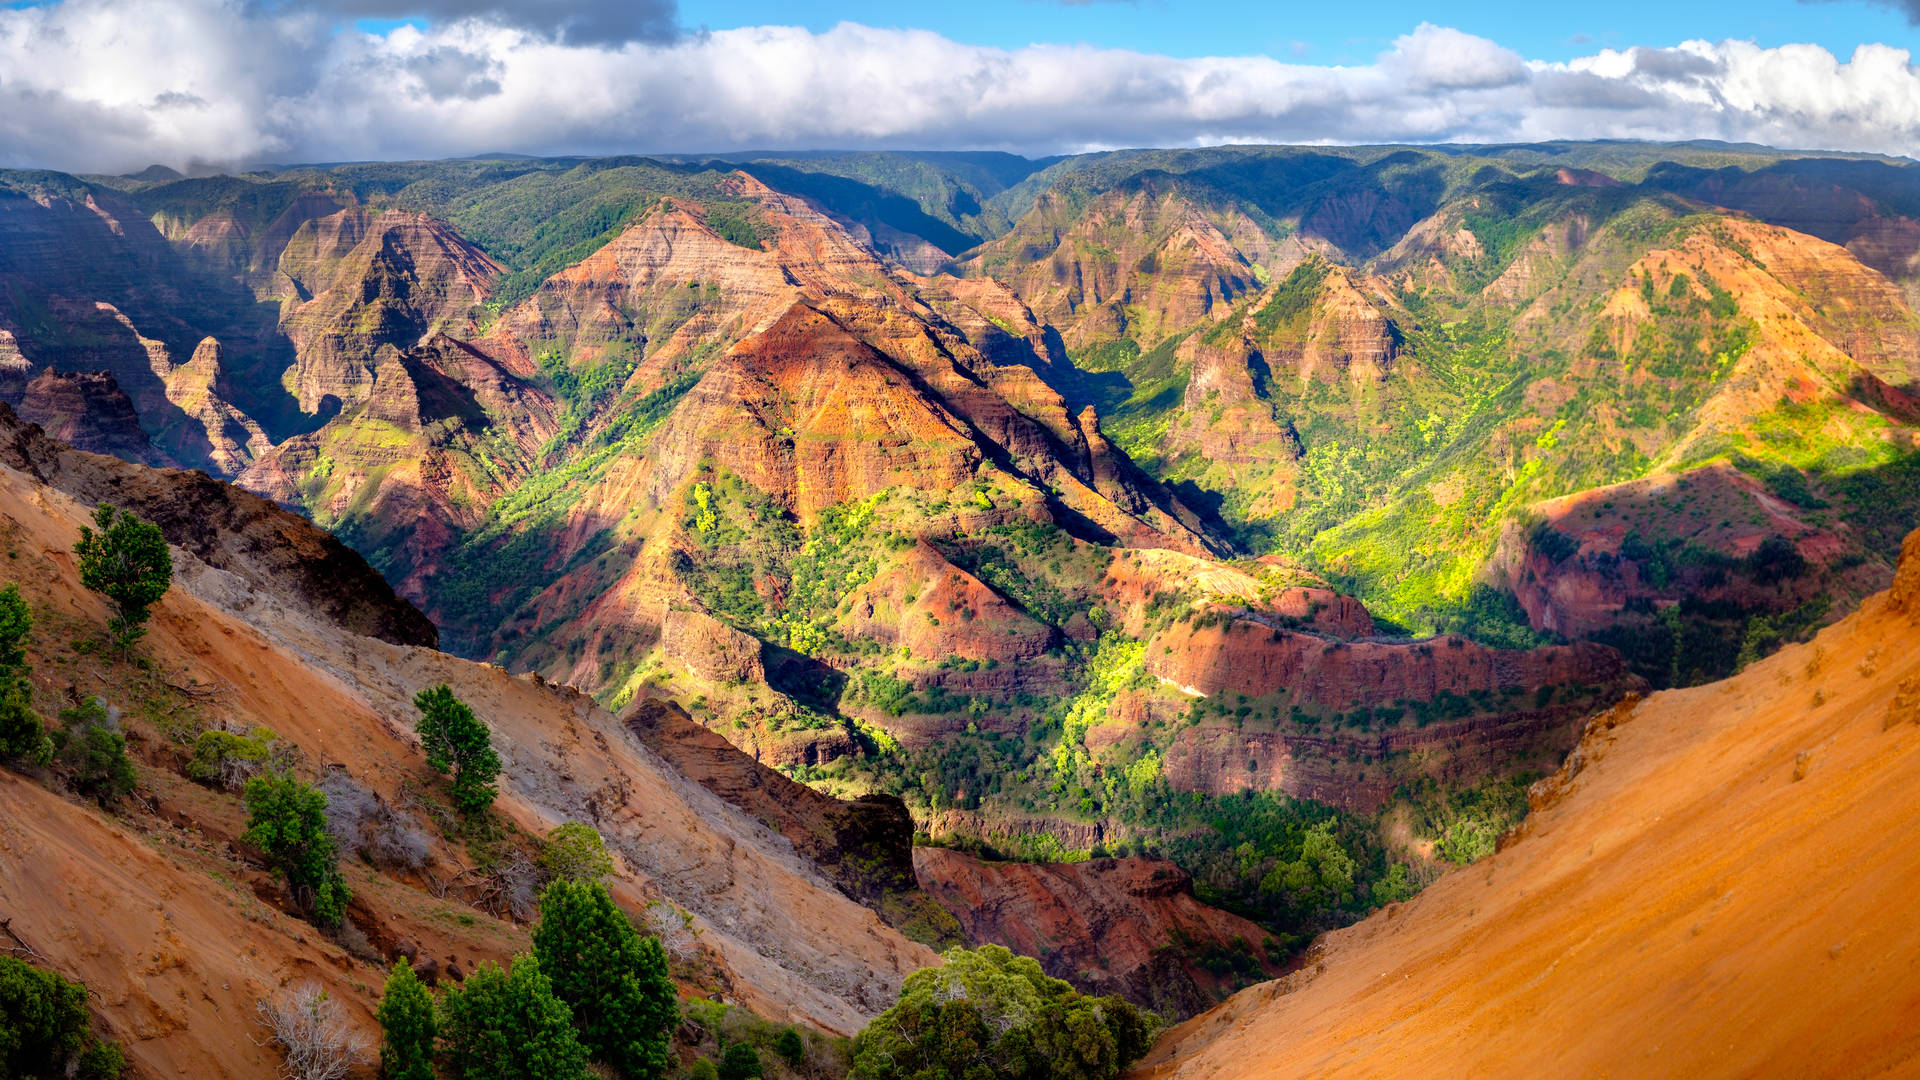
left=1140, top=527, right=1920, bottom=1079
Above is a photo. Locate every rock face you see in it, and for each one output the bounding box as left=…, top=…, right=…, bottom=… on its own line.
left=623, top=698, right=949, bottom=932
left=964, top=179, right=1297, bottom=350
left=913, top=848, right=1283, bottom=1020
left=0, top=420, right=942, bottom=1074
left=12, top=369, right=163, bottom=465
left=1138, top=530, right=1920, bottom=1079
left=0, top=401, right=436, bottom=648
left=1144, top=618, right=1629, bottom=706
left=273, top=208, right=503, bottom=413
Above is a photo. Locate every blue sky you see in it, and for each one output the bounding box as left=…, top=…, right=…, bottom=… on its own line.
left=7, top=0, right=1920, bottom=170
left=677, top=0, right=1916, bottom=63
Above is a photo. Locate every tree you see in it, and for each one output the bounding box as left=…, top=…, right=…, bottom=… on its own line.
left=541, top=822, right=614, bottom=885
left=73, top=505, right=171, bottom=653
left=378, top=961, right=438, bottom=1080
left=243, top=773, right=351, bottom=927
left=718, top=1043, right=762, bottom=1080
left=849, top=946, right=1157, bottom=1080
left=0, top=584, right=49, bottom=767
left=52, top=699, right=134, bottom=804
left=0, top=955, right=124, bottom=1079
left=414, top=684, right=501, bottom=815
left=773, top=1028, right=805, bottom=1068
left=438, top=956, right=589, bottom=1080
left=531, top=879, right=676, bottom=1079
left=257, top=983, right=367, bottom=1080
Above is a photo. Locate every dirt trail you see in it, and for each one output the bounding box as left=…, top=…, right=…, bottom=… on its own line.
left=1138, top=529, right=1920, bottom=1078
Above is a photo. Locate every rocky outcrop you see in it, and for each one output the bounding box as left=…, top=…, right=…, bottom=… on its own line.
left=274, top=208, right=502, bottom=412
left=0, top=401, right=436, bottom=647
left=660, top=607, right=767, bottom=684
left=623, top=698, right=951, bottom=936
left=1136, top=528, right=1920, bottom=1080
left=914, top=849, right=1283, bottom=1019
left=1144, top=617, right=1629, bottom=707
left=963, top=179, right=1297, bottom=350
left=841, top=541, right=1056, bottom=662
left=12, top=369, right=163, bottom=465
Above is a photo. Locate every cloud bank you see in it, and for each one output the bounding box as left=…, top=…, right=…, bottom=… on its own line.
left=2, top=0, right=1919, bottom=173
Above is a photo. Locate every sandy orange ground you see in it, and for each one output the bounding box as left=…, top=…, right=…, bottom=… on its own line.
left=1140, top=535, right=1920, bottom=1079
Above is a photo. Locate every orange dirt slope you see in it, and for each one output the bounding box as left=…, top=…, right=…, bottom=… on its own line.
left=1139, top=528, right=1920, bottom=1079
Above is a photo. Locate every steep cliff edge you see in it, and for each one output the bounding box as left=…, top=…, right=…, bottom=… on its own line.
left=1136, top=528, right=1920, bottom=1078
left=914, top=848, right=1284, bottom=1021
left=0, top=418, right=937, bottom=1075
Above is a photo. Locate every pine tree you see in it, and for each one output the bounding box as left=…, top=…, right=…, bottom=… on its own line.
left=73, top=505, right=171, bottom=654
left=438, top=956, right=588, bottom=1080
left=531, top=879, right=677, bottom=1079
left=377, top=960, right=438, bottom=1080
left=413, top=684, right=501, bottom=815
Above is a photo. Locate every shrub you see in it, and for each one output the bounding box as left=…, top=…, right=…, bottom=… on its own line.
left=0, top=955, right=124, bottom=1078
left=52, top=699, right=135, bottom=805
left=414, top=684, right=501, bottom=815
left=689, top=1060, right=719, bottom=1080
left=73, top=505, right=171, bottom=654
left=438, top=956, right=589, bottom=1080
left=641, top=902, right=699, bottom=963
left=243, top=773, right=351, bottom=927
left=257, top=982, right=367, bottom=1080
left=184, top=727, right=284, bottom=791
left=0, top=584, right=50, bottom=767
left=531, top=880, right=677, bottom=1078
left=773, top=1028, right=805, bottom=1068
left=719, top=1042, right=762, bottom=1080
left=314, top=770, right=431, bottom=871
left=849, top=946, right=1157, bottom=1080
left=377, top=961, right=437, bottom=1080
left=540, top=822, right=614, bottom=885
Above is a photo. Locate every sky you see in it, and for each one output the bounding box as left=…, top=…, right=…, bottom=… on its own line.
left=1, top=0, right=1919, bottom=173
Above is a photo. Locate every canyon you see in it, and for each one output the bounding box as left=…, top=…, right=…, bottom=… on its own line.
left=0, top=141, right=1916, bottom=1076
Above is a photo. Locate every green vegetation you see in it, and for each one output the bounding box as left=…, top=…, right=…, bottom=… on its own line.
left=242, top=772, right=351, bottom=927
left=438, top=955, right=590, bottom=1080
left=73, top=505, right=172, bottom=654
left=0, top=584, right=50, bottom=767
left=849, top=946, right=1156, bottom=1080
left=718, top=1042, right=763, bottom=1080
left=0, top=955, right=124, bottom=1079
left=531, top=880, right=678, bottom=1079
left=378, top=961, right=439, bottom=1080
left=184, top=727, right=283, bottom=790
left=540, top=822, right=615, bottom=885
left=52, top=699, right=136, bottom=806
left=415, top=684, right=502, bottom=815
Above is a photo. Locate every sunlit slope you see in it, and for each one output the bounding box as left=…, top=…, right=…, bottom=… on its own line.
left=1138, top=528, right=1920, bottom=1079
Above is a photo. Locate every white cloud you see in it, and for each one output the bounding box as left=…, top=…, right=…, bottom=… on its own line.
left=1, top=0, right=1919, bottom=173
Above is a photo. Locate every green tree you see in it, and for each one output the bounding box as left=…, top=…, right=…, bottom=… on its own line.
left=0, top=955, right=124, bottom=1078
left=242, top=772, right=351, bottom=927
left=438, top=956, right=588, bottom=1080
left=0, top=584, right=49, bottom=766
left=849, top=946, right=1156, bottom=1080
left=414, top=685, right=501, bottom=815
left=718, top=1043, right=761, bottom=1080
left=541, top=822, right=615, bottom=885
left=377, top=961, right=438, bottom=1080
left=531, top=879, right=676, bottom=1079
left=52, top=699, right=134, bottom=804
left=773, top=1028, right=805, bottom=1068
left=73, top=505, right=171, bottom=653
